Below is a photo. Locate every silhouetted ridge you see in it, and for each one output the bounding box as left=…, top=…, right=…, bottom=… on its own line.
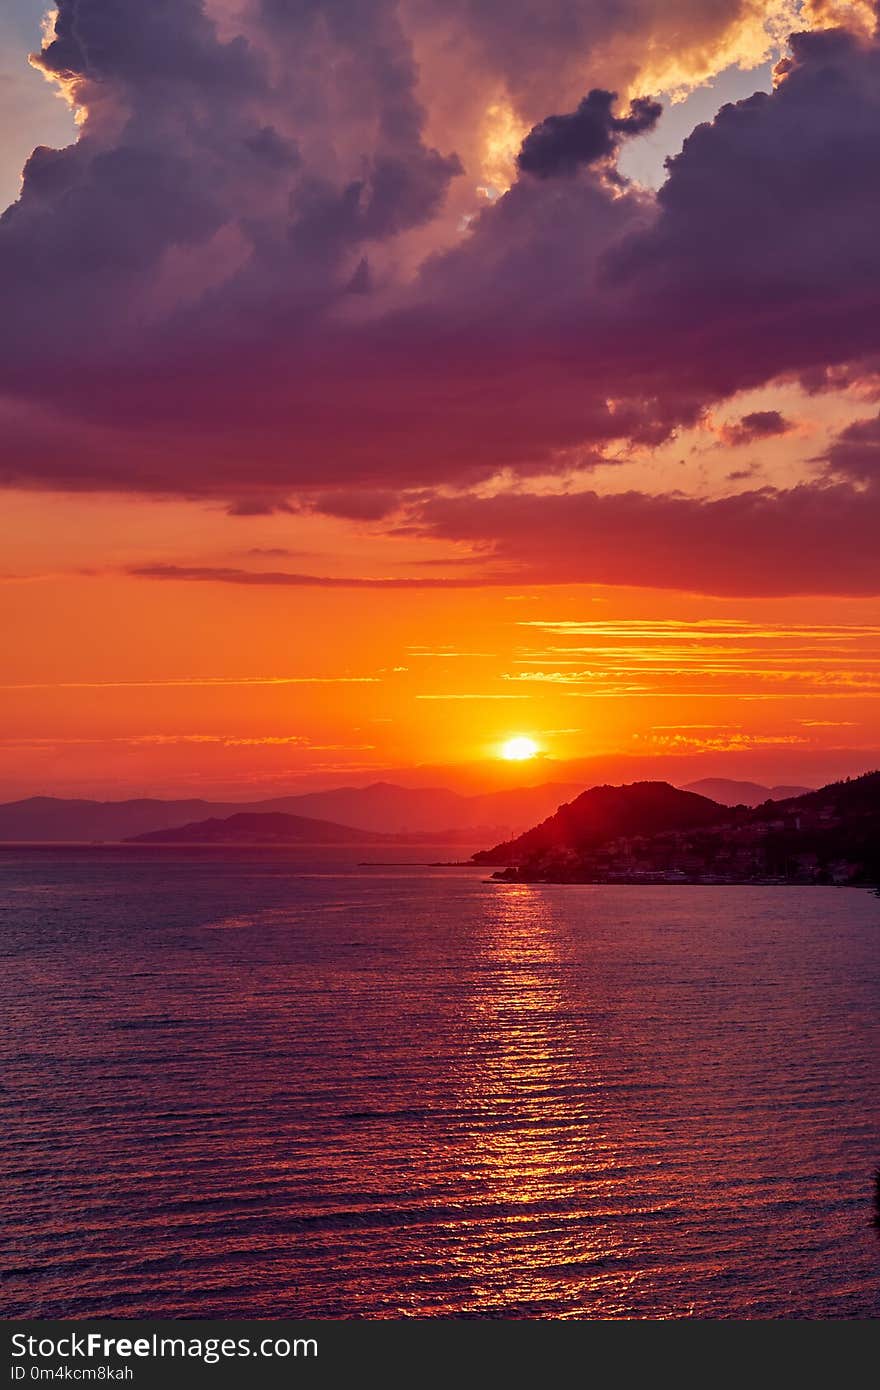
left=682, top=778, right=811, bottom=807
left=473, top=781, right=725, bottom=865
left=763, top=770, right=880, bottom=817
left=474, top=770, right=880, bottom=884
left=128, top=812, right=387, bottom=845
left=0, top=781, right=583, bottom=841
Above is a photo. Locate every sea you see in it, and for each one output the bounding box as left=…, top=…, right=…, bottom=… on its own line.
left=1, top=846, right=878, bottom=1320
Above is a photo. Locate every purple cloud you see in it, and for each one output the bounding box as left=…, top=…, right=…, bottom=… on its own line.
left=408, top=478, right=880, bottom=597
left=0, top=0, right=878, bottom=609
left=719, top=411, right=793, bottom=446
left=517, top=90, right=661, bottom=178
left=823, top=410, right=880, bottom=480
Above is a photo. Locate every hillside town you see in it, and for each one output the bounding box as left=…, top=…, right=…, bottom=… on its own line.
left=488, top=775, right=880, bottom=886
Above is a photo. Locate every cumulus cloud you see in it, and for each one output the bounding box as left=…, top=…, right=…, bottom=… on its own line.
left=517, top=90, right=661, bottom=179
left=406, top=0, right=801, bottom=129
left=606, top=24, right=880, bottom=369
left=0, top=0, right=879, bottom=604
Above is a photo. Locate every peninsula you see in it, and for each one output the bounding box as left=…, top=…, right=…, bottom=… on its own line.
left=474, top=773, right=880, bottom=886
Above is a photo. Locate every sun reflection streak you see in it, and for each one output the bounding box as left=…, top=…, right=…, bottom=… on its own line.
left=442, top=884, right=648, bottom=1315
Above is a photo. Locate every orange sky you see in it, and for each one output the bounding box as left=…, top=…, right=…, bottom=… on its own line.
left=1, top=487, right=877, bottom=797
left=0, top=2, right=878, bottom=799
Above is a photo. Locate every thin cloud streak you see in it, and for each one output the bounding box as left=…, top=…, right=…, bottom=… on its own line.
left=0, top=676, right=381, bottom=690
left=504, top=616, right=880, bottom=702
left=127, top=565, right=517, bottom=590
left=415, top=693, right=530, bottom=700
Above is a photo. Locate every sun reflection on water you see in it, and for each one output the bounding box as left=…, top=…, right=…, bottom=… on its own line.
left=440, top=883, right=645, bottom=1316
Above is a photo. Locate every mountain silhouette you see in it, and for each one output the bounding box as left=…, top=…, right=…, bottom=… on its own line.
left=682, top=778, right=811, bottom=807
left=473, top=781, right=726, bottom=865
left=128, top=812, right=389, bottom=845
left=475, top=771, right=880, bottom=884
left=0, top=782, right=583, bottom=842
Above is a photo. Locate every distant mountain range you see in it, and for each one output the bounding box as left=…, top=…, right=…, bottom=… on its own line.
left=0, top=777, right=814, bottom=842
left=682, top=778, right=811, bottom=806
left=0, top=782, right=583, bottom=842
left=476, top=773, right=880, bottom=886
left=129, top=812, right=390, bottom=846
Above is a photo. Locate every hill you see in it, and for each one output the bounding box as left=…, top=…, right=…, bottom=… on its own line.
left=472, top=781, right=726, bottom=866
left=682, top=778, right=811, bottom=807
left=128, top=812, right=390, bottom=846
left=764, top=770, right=880, bottom=816
left=478, top=771, right=880, bottom=885
left=0, top=781, right=582, bottom=842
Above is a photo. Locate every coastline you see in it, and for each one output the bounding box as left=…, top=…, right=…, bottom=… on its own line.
left=489, top=870, right=880, bottom=888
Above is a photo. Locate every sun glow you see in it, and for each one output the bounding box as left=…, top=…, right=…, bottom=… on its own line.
left=479, top=100, right=527, bottom=198
left=500, top=735, right=539, bottom=761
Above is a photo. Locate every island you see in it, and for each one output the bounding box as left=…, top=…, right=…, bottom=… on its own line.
left=127, top=811, right=392, bottom=846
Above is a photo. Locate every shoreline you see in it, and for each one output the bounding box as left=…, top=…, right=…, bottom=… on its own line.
left=489, top=871, right=879, bottom=888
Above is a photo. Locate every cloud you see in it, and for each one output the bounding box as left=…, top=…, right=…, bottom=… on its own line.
left=0, top=0, right=878, bottom=587
left=227, top=498, right=296, bottom=516
left=126, top=563, right=514, bottom=589
left=129, top=454, right=880, bottom=598
left=415, top=692, right=529, bottom=700
left=0, top=733, right=373, bottom=749
left=503, top=614, right=880, bottom=701
left=605, top=23, right=880, bottom=397
left=516, top=90, right=661, bottom=179
left=246, top=546, right=313, bottom=558
left=409, top=477, right=880, bottom=596
left=823, top=409, right=880, bottom=479
left=0, top=675, right=380, bottom=690
left=408, top=0, right=799, bottom=124
left=310, top=489, right=401, bottom=521
left=719, top=410, right=794, bottom=446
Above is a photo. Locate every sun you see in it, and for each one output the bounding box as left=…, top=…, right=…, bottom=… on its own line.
left=500, top=735, right=539, bottom=761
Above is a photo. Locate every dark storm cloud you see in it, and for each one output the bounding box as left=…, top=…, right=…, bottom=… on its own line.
left=1, top=0, right=460, bottom=364
left=1, top=3, right=880, bottom=599
left=33, top=0, right=260, bottom=89
left=517, top=90, right=661, bottom=178
left=606, top=24, right=880, bottom=374
left=251, top=0, right=463, bottom=241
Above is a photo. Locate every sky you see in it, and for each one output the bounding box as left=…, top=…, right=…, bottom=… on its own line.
left=1, top=0, right=879, bottom=801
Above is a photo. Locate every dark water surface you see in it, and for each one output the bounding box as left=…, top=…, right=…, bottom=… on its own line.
left=1, top=848, right=878, bottom=1319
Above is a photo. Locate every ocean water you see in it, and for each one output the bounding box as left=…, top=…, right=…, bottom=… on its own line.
left=1, top=847, right=878, bottom=1320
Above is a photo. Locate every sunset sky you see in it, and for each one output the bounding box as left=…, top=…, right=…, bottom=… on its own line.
left=1, top=0, right=879, bottom=800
